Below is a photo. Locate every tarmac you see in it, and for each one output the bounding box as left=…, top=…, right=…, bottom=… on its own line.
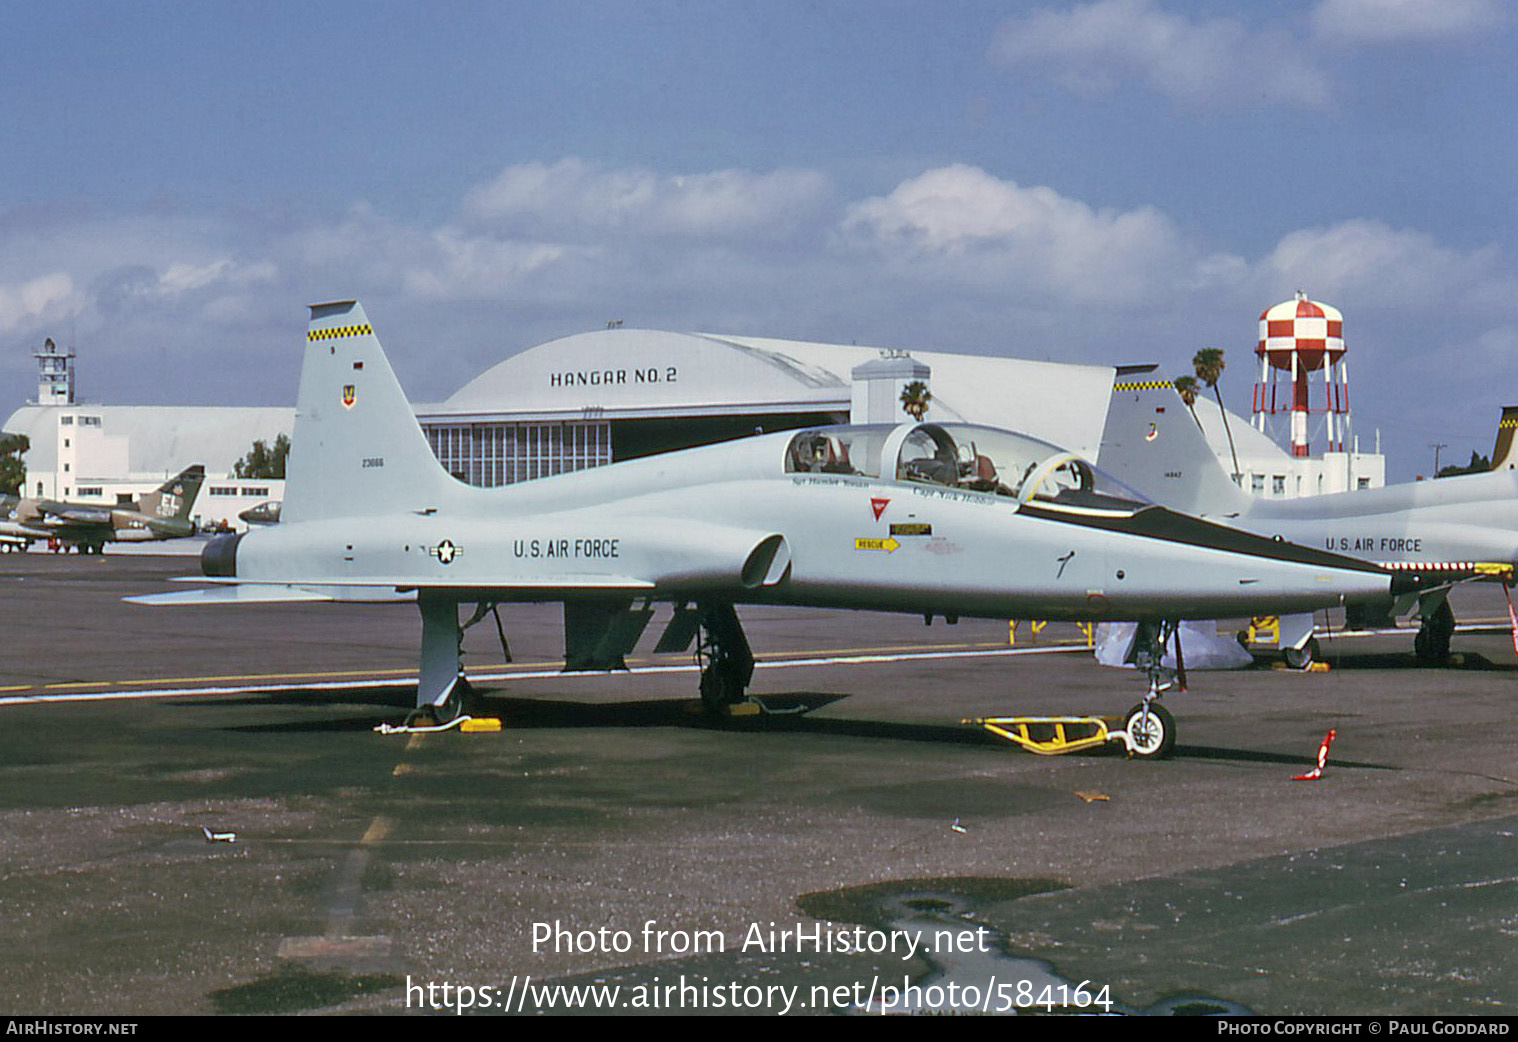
left=1, top=547, right=1516, bottom=1016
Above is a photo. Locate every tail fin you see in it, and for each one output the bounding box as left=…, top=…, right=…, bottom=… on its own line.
left=141, top=465, right=205, bottom=522
left=1097, top=365, right=1252, bottom=517
left=284, top=301, right=455, bottom=523
left=1492, top=406, right=1518, bottom=471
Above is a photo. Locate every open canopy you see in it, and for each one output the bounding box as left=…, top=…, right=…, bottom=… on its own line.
left=785, top=422, right=1151, bottom=515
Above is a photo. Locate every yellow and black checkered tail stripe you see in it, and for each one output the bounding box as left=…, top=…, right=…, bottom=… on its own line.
left=307, top=323, right=373, bottom=342
left=1112, top=380, right=1174, bottom=392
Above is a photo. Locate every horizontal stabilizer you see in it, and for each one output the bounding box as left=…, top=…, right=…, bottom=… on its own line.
left=174, top=574, right=658, bottom=592
left=127, top=586, right=337, bottom=606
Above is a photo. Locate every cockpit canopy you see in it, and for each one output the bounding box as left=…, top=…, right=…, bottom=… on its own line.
left=785, top=422, right=1150, bottom=514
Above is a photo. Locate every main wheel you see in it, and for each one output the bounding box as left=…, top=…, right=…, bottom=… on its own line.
left=1282, top=637, right=1320, bottom=670
left=1124, top=702, right=1176, bottom=759
left=1414, top=601, right=1455, bottom=664
left=699, top=663, right=745, bottom=714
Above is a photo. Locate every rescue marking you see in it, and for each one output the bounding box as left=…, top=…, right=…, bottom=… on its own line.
left=870, top=497, right=890, bottom=520
left=855, top=537, right=901, bottom=554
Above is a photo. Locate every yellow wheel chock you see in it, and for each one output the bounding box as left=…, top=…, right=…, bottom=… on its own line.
left=963, top=715, right=1123, bottom=756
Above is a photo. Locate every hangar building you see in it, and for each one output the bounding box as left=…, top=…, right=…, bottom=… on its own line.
left=414, top=328, right=1116, bottom=486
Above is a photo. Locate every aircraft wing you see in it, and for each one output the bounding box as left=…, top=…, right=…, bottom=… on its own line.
left=40, top=506, right=114, bottom=526
left=129, top=574, right=659, bottom=606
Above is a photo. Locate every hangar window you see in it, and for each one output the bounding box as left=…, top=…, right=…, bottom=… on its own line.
left=423, top=419, right=611, bottom=487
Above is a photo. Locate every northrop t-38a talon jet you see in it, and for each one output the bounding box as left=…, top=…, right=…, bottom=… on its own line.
left=130, top=302, right=1409, bottom=757
left=1099, top=366, right=1518, bottom=665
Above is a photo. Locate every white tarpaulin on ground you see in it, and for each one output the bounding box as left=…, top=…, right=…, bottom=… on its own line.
left=1093, top=621, right=1255, bottom=671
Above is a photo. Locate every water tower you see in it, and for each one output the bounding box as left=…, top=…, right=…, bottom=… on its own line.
left=1251, top=292, right=1348, bottom=458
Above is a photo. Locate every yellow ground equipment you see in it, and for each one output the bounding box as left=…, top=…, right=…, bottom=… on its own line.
left=964, top=702, right=1175, bottom=759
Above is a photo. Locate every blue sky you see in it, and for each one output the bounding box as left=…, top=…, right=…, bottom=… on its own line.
left=3, top=0, right=1514, bottom=479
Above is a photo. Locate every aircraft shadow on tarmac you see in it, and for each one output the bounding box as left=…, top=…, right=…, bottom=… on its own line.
left=202, top=686, right=1396, bottom=769
left=1263, top=649, right=1516, bottom=672
left=216, top=688, right=1006, bottom=746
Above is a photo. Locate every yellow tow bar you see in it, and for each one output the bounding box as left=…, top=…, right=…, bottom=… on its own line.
left=963, top=715, right=1124, bottom=756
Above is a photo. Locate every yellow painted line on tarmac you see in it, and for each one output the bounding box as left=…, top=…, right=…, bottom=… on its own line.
left=117, top=667, right=418, bottom=686
left=1, top=641, right=1089, bottom=707
left=0, top=643, right=1037, bottom=699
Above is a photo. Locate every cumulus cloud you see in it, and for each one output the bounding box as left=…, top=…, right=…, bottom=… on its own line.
left=841, top=164, right=1191, bottom=305
left=461, top=158, right=833, bottom=242
left=2, top=157, right=1514, bottom=442
left=402, top=232, right=572, bottom=301
left=1311, top=0, right=1506, bottom=45
left=990, top=0, right=1331, bottom=110
left=0, top=272, right=78, bottom=334
left=1261, top=218, right=1512, bottom=313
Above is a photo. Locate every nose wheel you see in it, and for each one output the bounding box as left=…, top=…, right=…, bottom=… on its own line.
left=1122, top=701, right=1175, bottom=759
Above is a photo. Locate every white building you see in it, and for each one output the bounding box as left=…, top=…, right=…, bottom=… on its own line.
left=1186, top=390, right=1384, bottom=498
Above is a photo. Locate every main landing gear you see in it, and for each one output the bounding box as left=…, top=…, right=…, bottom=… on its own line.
left=694, top=603, right=756, bottom=714
left=1414, top=599, right=1455, bottom=665
left=407, top=596, right=513, bottom=727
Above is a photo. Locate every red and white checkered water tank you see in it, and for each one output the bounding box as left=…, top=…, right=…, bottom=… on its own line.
left=1252, top=291, right=1349, bottom=457
left=1257, top=292, right=1344, bottom=373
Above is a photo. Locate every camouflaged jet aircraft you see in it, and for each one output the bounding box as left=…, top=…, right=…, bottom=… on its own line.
left=1, top=465, right=205, bottom=554
left=129, top=303, right=1409, bottom=757
left=1099, top=366, right=1518, bottom=665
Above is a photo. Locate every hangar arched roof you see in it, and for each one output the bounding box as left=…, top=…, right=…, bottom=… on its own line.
left=424, top=328, right=1118, bottom=459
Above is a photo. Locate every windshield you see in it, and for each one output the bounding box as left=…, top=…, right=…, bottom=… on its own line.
left=785, top=422, right=1149, bottom=513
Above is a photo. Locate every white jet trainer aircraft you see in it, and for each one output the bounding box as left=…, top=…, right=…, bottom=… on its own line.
left=132, top=303, right=1410, bottom=756
left=1099, top=365, right=1518, bottom=665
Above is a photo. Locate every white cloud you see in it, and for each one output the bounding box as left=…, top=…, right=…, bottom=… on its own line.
left=1311, top=0, right=1506, bottom=45
left=0, top=272, right=78, bottom=334
left=990, top=0, right=1331, bottom=110
left=842, top=164, right=1189, bottom=305
left=1261, top=218, right=1512, bottom=312
left=402, top=231, right=571, bottom=301
left=461, top=158, right=833, bottom=242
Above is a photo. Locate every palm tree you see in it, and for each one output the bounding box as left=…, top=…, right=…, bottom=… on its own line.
left=1172, top=375, right=1202, bottom=431
left=900, top=380, right=931, bottom=421
left=1192, top=348, right=1241, bottom=484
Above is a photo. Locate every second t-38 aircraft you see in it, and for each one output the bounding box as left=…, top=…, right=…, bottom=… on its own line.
left=132, top=302, right=1410, bottom=757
